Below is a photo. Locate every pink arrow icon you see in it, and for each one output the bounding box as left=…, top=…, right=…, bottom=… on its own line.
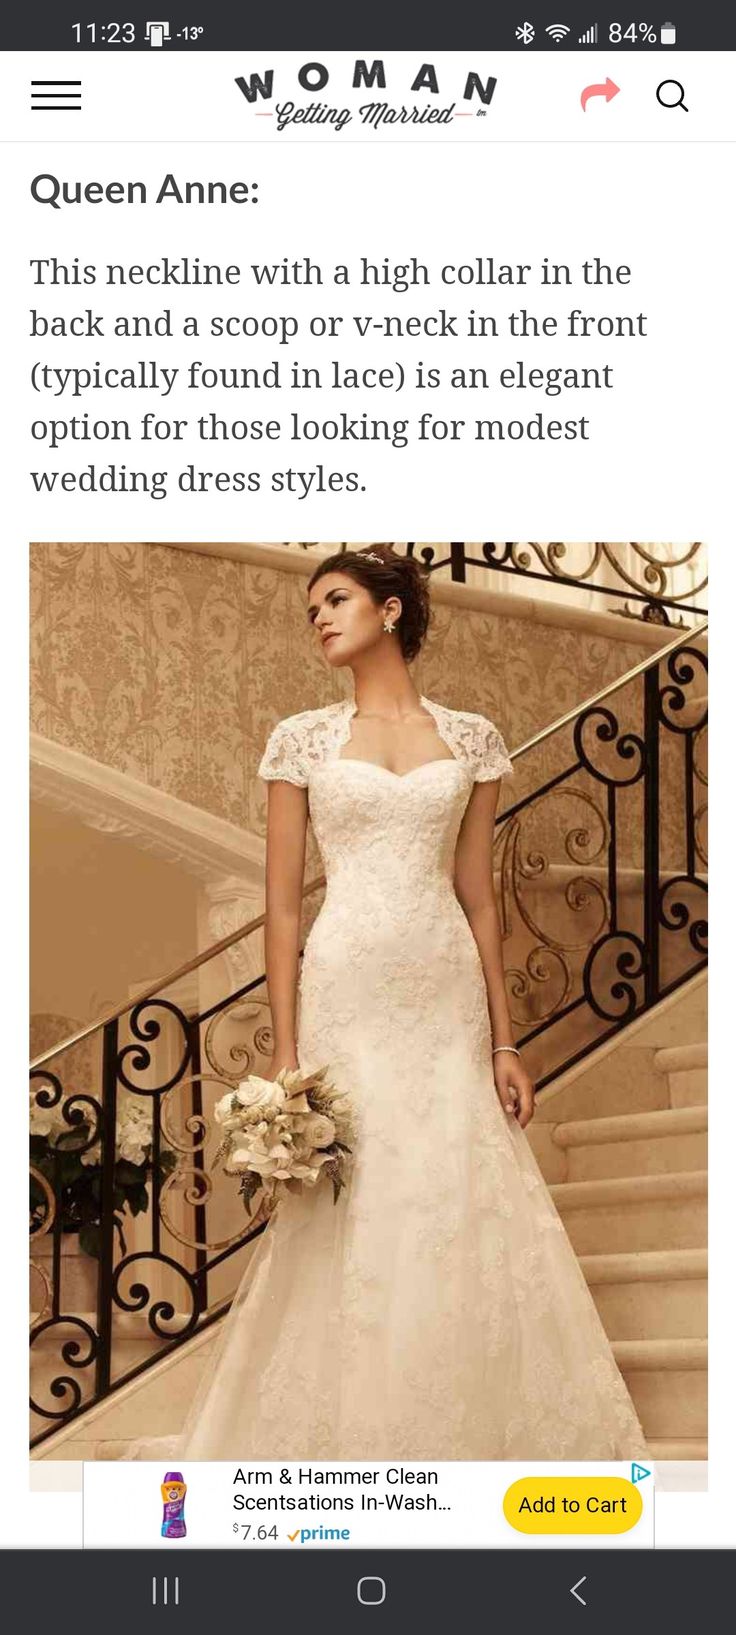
left=581, top=78, right=620, bottom=111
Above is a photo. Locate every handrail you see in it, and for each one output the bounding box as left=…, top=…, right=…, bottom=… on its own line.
left=508, top=618, right=706, bottom=751
left=31, top=617, right=707, bottom=1074
left=29, top=876, right=325, bottom=1073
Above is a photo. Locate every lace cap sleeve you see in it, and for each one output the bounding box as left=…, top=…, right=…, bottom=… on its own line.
left=257, top=718, right=308, bottom=788
left=472, top=716, right=515, bottom=784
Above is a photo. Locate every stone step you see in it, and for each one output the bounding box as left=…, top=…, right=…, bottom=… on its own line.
left=649, top=1439, right=708, bottom=1462
left=613, top=1338, right=707, bottom=1439
left=654, top=1042, right=708, bottom=1107
left=623, top=1370, right=707, bottom=1440
left=550, top=1170, right=707, bottom=1254
left=29, top=1312, right=183, bottom=1443
left=553, top=1106, right=707, bottom=1180
left=653, top=1043, right=707, bottom=1076
left=666, top=1071, right=708, bottom=1110
left=580, top=1248, right=707, bottom=1340
left=613, top=1336, right=706, bottom=1369
left=32, top=1324, right=217, bottom=1457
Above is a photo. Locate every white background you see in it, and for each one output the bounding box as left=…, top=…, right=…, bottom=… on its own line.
left=2, top=51, right=731, bottom=142
left=1, top=47, right=733, bottom=1551
left=4, top=139, right=732, bottom=538
left=1, top=52, right=733, bottom=538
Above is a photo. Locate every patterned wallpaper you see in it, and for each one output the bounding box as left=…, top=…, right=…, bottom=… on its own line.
left=30, top=543, right=681, bottom=845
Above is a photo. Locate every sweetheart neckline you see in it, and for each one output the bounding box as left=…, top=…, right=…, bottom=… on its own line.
left=330, top=757, right=468, bottom=782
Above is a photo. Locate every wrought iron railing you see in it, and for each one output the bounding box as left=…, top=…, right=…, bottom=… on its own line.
left=495, top=626, right=707, bottom=1087
left=30, top=621, right=707, bottom=1448
left=291, top=542, right=707, bottom=625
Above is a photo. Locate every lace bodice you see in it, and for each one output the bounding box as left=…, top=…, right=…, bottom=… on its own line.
left=258, top=698, right=514, bottom=1108
left=257, top=697, right=514, bottom=788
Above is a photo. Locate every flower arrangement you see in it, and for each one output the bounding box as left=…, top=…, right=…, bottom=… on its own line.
left=30, top=1085, right=176, bottom=1260
left=213, top=1065, right=353, bottom=1215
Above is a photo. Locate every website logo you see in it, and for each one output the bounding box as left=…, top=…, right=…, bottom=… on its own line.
left=234, top=57, right=498, bottom=135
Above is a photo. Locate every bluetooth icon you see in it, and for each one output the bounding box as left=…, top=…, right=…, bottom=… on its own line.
left=515, top=22, right=535, bottom=44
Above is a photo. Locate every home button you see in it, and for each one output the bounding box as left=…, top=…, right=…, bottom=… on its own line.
left=357, top=1576, right=387, bottom=1605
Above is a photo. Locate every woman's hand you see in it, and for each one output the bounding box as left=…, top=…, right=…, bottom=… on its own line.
left=262, top=1051, right=300, bottom=1083
left=492, top=1053, right=535, bottom=1129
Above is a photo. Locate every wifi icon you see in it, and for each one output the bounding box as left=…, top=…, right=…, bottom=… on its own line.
left=545, top=23, right=571, bottom=41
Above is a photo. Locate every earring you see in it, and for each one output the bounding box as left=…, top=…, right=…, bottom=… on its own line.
left=383, top=619, right=395, bottom=633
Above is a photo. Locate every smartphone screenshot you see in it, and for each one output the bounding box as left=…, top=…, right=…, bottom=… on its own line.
left=4, top=2, right=733, bottom=1622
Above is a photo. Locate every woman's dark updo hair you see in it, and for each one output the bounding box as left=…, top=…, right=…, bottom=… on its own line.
left=306, top=546, right=432, bottom=662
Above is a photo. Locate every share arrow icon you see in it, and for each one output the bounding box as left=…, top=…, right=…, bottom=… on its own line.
left=580, top=78, right=620, bottom=111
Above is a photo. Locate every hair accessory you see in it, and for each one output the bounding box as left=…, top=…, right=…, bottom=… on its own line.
left=363, top=552, right=385, bottom=565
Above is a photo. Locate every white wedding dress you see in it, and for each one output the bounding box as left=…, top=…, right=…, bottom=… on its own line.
left=127, top=696, right=647, bottom=1461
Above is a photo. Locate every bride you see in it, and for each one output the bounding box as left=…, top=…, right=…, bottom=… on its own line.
left=131, top=545, right=647, bottom=1461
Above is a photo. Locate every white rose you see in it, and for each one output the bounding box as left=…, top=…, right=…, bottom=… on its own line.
left=117, top=1095, right=153, bottom=1137
left=249, top=1154, right=284, bottom=1178
left=235, top=1076, right=286, bottom=1114
left=293, top=1149, right=331, bottom=1175
left=30, top=1107, right=59, bottom=1139
left=228, top=1146, right=255, bottom=1172
left=29, top=1089, right=66, bottom=1140
left=300, top=1113, right=336, bottom=1150
left=290, top=1163, right=322, bottom=1185
left=228, top=1126, right=271, bottom=1169
left=118, top=1134, right=148, bottom=1166
left=214, top=1092, right=239, bottom=1126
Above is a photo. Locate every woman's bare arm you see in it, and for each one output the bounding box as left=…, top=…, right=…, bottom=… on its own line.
left=454, top=779, right=535, bottom=1126
left=263, top=780, right=309, bottom=1074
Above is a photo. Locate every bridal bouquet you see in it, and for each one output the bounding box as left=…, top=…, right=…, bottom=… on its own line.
left=212, top=1066, right=353, bottom=1214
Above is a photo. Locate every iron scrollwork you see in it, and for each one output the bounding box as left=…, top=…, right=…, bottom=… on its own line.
left=116, top=998, right=192, bottom=1094
left=113, top=1252, right=201, bottom=1341
left=574, top=706, right=646, bottom=786
left=582, top=931, right=648, bottom=1023
left=29, top=1316, right=100, bottom=1421
left=406, top=540, right=708, bottom=623
left=203, top=995, right=274, bottom=1083
left=491, top=641, right=706, bottom=1082
left=659, top=877, right=708, bottom=956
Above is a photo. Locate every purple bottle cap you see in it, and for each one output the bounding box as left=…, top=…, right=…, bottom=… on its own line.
left=164, top=1472, right=184, bottom=1484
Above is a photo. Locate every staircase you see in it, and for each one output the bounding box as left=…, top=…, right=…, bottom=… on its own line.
left=30, top=620, right=708, bottom=1463
left=536, top=1019, right=708, bottom=1461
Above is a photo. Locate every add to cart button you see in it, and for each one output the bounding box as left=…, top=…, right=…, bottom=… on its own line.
left=503, top=1476, right=643, bottom=1534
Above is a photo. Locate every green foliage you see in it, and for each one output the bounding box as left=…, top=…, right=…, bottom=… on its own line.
left=237, top=1170, right=263, bottom=1217
left=322, top=1158, right=345, bottom=1204
left=29, top=1124, right=176, bottom=1261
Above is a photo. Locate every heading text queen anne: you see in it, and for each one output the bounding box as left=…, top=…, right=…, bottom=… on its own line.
left=30, top=175, right=258, bottom=210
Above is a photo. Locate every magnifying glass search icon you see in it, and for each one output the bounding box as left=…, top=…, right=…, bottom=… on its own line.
left=657, top=79, right=688, bottom=112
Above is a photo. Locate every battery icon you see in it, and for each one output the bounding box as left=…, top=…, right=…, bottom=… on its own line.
left=661, top=22, right=677, bottom=44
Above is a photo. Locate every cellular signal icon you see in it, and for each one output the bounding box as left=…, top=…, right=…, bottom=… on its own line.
left=545, top=23, right=571, bottom=42
left=579, top=23, right=598, bottom=44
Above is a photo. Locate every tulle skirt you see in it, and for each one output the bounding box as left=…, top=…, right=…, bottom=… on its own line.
left=123, top=1009, right=647, bottom=1461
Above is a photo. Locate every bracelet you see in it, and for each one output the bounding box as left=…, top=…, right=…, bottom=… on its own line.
left=492, top=1045, right=521, bottom=1057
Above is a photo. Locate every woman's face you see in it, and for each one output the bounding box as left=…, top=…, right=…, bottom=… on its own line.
left=307, top=572, right=398, bottom=668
